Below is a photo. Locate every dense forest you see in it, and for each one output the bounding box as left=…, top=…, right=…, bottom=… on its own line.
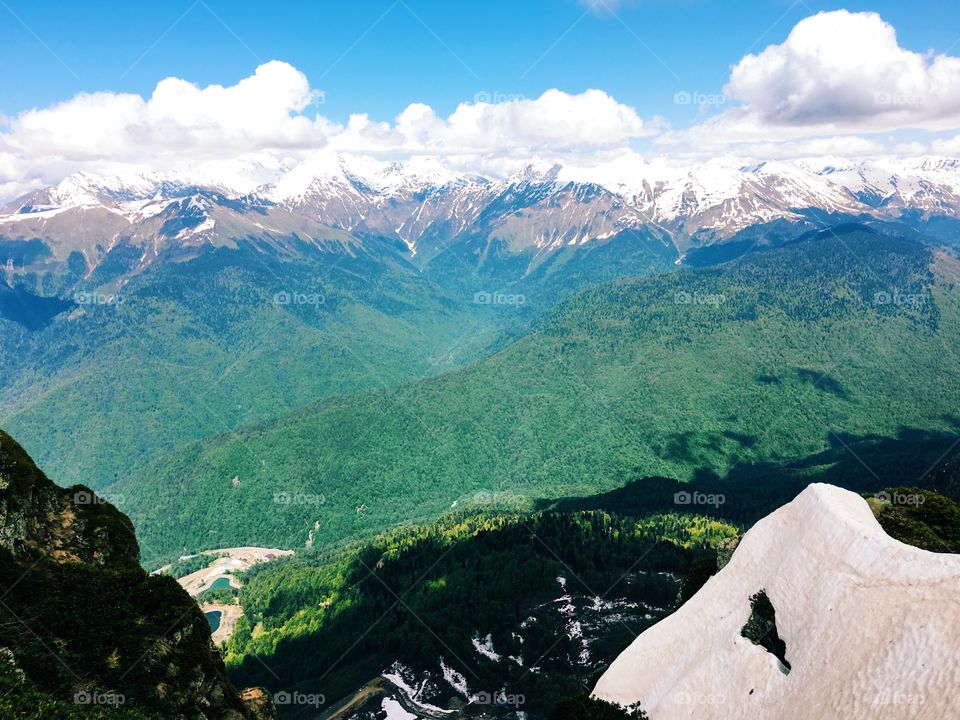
left=226, top=508, right=738, bottom=717
left=112, top=230, right=960, bottom=563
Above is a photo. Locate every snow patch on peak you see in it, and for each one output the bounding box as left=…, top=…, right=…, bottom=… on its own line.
left=510, top=158, right=563, bottom=184
left=264, top=151, right=355, bottom=202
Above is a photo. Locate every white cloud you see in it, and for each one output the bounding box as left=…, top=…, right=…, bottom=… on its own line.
left=4, top=61, right=324, bottom=165
left=0, top=63, right=653, bottom=192
left=726, top=10, right=960, bottom=132
left=659, top=10, right=960, bottom=155
left=326, top=89, right=653, bottom=156
left=932, top=135, right=960, bottom=154
left=3, top=10, right=960, bottom=198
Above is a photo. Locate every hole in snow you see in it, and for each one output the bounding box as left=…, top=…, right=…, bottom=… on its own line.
left=740, top=590, right=791, bottom=675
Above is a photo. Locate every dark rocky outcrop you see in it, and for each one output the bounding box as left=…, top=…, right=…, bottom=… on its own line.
left=0, top=429, right=275, bottom=719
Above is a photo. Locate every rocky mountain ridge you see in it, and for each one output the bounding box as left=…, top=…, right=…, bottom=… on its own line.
left=0, top=429, right=274, bottom=719
left=4, top=154, right=960, bottom=290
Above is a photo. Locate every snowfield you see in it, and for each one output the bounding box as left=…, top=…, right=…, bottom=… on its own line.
left=593, top=483, right=960, bottom=720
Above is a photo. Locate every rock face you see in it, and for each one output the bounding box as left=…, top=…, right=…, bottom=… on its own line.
left=0, top=429, right=274, bottom=719
left=593, top=483, right=960, bottom=720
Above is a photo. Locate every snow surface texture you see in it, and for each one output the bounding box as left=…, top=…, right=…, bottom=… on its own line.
left=593, top=484, right=960, bottom=720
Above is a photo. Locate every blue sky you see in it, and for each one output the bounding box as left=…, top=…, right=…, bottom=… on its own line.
left=1, top=0, right=957, bottom=124
left=2, top=1, right=960, bottom=197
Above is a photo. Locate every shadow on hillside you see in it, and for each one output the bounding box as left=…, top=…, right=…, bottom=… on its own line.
left=545, top=425, right=960, bottom=525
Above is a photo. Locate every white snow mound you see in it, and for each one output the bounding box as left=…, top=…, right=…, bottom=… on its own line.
left=592, top=483, right=960, bottom=720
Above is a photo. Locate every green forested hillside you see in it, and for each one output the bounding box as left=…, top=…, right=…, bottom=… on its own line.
left=0, top=239, right=506, bottom=490
left=1, top=227, right=676, bottom=495
left=113, top=228, right=960, bottom=562
left=226, top=507, right=735, bottom=718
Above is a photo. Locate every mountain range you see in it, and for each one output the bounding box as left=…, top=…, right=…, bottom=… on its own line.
left=4, top=153, right=960, bottom=719
left=5, top=153, right=960, bottom=288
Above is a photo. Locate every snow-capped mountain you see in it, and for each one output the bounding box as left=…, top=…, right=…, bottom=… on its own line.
left=5, top=153, right=960, bottom=282
left=593, top=484, right=960, bottom=720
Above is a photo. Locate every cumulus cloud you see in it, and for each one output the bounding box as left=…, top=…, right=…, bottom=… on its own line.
left=659, top=10, right=960, bottom=155
left=726, top=10, right=960, bottom=130
left=4, top=9, right=960, bottom=198
left=932, top=134, right=960, bottom=154
left=326, top=89, right=653, bottom=156
left=4, top=61, right=325, bottom=165
left=0, top=62, right=653, bottom=191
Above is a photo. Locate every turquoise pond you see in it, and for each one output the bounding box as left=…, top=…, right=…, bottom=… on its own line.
left=208, top=576, right=233, bottom=591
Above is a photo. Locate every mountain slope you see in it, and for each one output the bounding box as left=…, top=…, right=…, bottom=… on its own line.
left=593, top=484, right=960, bottom=719
left=0, top=235, right=506, bottom=489
left=113, top=227, right=960, bottom=562
left=224, top=506, right=735, bottom=719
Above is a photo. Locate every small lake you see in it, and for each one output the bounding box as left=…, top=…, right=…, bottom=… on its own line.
left=205, top=611, right=222, bottom=633
left=208, top=576, right=233, bottom=591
